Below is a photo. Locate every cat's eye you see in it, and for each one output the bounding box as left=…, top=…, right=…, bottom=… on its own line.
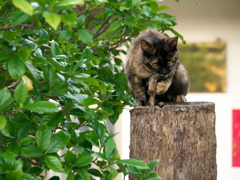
left=167, top=60, right=173, bottom=64
left=144, top=51, right=153, bottom=58
left=152, top=62, right=158, bottom=66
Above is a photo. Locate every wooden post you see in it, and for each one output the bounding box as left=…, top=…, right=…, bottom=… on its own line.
left=129, top=102, right=217, bottom=180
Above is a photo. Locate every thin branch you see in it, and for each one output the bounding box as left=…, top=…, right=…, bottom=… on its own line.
left=92, top=36, right=132, bottom=51
left=94, top=15, right=113, bottom=38
left=30, top=159, right=43, bottom=166
left=77, top=4, right=87, bottom=16
left=94, top=16, right=120, bottom=40
left=0, top=24, right=35, bottom=30
left=17, top=156, right=43, bottom=166
left=97, top=94, right=110, bottom=108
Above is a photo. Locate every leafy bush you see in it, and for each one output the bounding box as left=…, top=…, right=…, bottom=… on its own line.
left=0, top=0, right=181, bottom=179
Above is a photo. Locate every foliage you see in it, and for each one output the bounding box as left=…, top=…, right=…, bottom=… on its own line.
left=0, top=0, right=181, bottom=179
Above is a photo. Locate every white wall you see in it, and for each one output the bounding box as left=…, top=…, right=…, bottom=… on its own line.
left=115, top=0, right=240, bottom=179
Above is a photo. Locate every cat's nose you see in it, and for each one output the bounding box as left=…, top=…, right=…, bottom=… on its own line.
left=159, top=68, right=168, bottom=75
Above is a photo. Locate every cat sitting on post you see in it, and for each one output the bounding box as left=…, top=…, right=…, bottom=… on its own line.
left=124, top=28, right=189, bottom=106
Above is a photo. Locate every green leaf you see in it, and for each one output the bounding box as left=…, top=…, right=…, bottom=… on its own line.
left=88, top=169, right=102, bottom=177
left=131, top=0, right=140, bottom=6
left=24, top=101, right=59, bottom=113
left=146, top=160, right=159, bottom=174
left=59, top=29, right=73, bottom=42
left=44, top=64, right=68, bottom=95
left=14, top=82, right=28, bottom=106
left=119, top=5, right=129, bottom=11
left=83, top=97, right=100, bottom=107
left=20, top=38, right=35, bottom=49
left=169, top=28, right=186, bottom=44
left=125, top=0, right=132, bottom=7
left=126, top=165, right=140, bottom=176
left=91, top=111, right=105, bottom=121
left=109, top=20, right=121, bottom=31
left=109, top=106, right=120, bottom=125
left=75, top=154, right=93, bottom=167
left=86, top=131, right=99, bottom=147
left=0, top=115, right=7, bottom=130
left=104, top=138, right=117, bottom=159
left=2, top=151, right=21, bottom=169
left=83, top=48, right=92, bottom=61
left=23, top=173, right=36, bottom=180
left=44, top=155, right=62, bottom=172
left=1, top=124, right=10, bottom=137
left=74, top=59, right=87, bottom=71
left=76, top=77, right=99, bottom=87
left=0, top=50, right=10, bottom=61
left=65, top=150, right=77, bottom=164
left=12, top=0, right=34, bottom=15
left=109, top=26, right=125, bottom=40
left=77, top=15, right=85, bottom=27
left=5, top=170, right=23, bottom=180
left=56, top=0, right=84, bottom=7
left=8, top=58, right=25, bottom=79
left=17, top=121, right=30, bottom=139
left=25, top=61, right=40, bottom=80
left=0, top=87, right=14, bottom=113
left=147, top=22, right=158, bottom=30
left=91, top=121, right=105, bottom=139
left=7, top=142, right=21, bottom=156
left=20, top=136, right=34, bottom=146
left=27, top=167, right=42, bottom=177
left=61, top=10, right=78, bottom=28
left=73, top=147, right=84, bottom=155
left=11, top=11, right=30, bottom=25
left=77, top=28, right=93, bottom=45
left=117, top=163, right=127, bottom=176
left=77, top=168, right=92, bottom=180
left=66, top=172, right=74, bottom=180
left=21, top=146, right=43, bottom=157
left=143, top=5, right=151, bottom=17
left=43, top=12, right=61, bottom=30
left=36, top=125, right=52, bottom=152
left=123, top=16, right=136, bottom=26
left=96, top=160, right=107, bottom=169
left=95, top=0, right=108, bottom=3
left=145, top=172, right=162, bottom=180
left=158, top=5, right=169, bottom=11
left=107, top=166, right=118, bottom=179
left=115, top=159, right=149, bottom=169
left=41, top=112, right=63, bottom=127
left=93, top=152, right=107, bottom=160
left=51, top=40, right=62, bottom=56
left=46, top=131, right=71, bottom=153
left=68, top=106, right=93, bottom=118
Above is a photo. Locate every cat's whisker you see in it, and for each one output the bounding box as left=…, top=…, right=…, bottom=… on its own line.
left=148, top=72, right=156, bottom=80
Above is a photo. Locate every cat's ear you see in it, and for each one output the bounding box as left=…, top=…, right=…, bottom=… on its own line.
left=165, top=37, right=178, bottom=51
left=140, top=40, right=154, bottom=53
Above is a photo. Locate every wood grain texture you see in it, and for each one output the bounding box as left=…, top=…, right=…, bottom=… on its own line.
left=129, top=102, right=217, bottom=180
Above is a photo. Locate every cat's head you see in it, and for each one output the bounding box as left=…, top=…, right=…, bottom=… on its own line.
left=140, top=36, right=179, bottom=77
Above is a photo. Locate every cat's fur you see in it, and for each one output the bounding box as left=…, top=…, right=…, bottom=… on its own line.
left=125, top=29, right=189, bottom=106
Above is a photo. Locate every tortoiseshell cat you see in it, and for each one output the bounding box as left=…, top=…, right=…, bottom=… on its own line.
left=125, top=29, right=189, bottom=106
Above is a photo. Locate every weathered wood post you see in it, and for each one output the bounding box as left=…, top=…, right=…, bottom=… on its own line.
left=130, top=102, right=217, bottom=180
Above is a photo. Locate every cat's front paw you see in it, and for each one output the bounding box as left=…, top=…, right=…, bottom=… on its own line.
left=156, top=82, right=168, bottom=95
left=175, top=95, right=187, bottom=103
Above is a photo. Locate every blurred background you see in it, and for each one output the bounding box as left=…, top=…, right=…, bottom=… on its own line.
left=114, top=0, right=240, bottom=179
